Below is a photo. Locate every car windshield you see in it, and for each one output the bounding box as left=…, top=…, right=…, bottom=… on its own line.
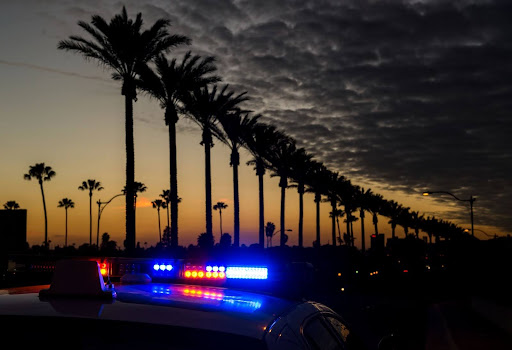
left=1, top=315, right=266, bottom=350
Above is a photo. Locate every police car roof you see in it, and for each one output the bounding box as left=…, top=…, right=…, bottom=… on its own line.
left=0, top=282, right=297, bottom=340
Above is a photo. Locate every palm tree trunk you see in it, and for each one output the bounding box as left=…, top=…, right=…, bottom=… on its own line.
left=203, top=130, right=213, bottom=238
left=89, top=193, right=92, bottom=246
left=258, top=168, right=265, bottom=248
left=65, top=207, right=68, bottom=247
left=392, top=224, right=396, bottom=239
left=125, top=93, right=136, bottom=253
left=39, top=180, right=48, bottom=248
left=315, top=193, right=321, bottom=247
left=231, top=150, right=240, bottom=247
left=157, top=208, right=162, bottom=242
left=298, top=185, right=304, bottom=248
left=331, top=200, right=336, bottom=246
left=345, top=206, right=351, bottom=247
left=279, top=176, right=286, bottom=247
left=168, top=117, right=179, bottom=247
left=219, top=210, right=223, bottom=241
left=373, top=213, right=379, bottom=234
left=360, top=210, right=366, bottom=252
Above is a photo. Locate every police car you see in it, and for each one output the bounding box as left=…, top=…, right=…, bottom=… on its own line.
left=0, top=259, right=367, bottom=350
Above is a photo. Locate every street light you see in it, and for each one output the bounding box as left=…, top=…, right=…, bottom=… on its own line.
left=423, top=191, right=476, bottom=237
left=464, top=228, right=497, bottom=239
left=267, top=229, right=292, bottom=248
left=96, top=193, right=124, bottom=248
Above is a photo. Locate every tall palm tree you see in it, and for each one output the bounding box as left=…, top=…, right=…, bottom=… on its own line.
left=58, top=6, right=190, bottom=253
left=266, top=135, right=297, bottom=247
left=329, top=208, right=345, bottom=245
left=57, top=198, right=75, bottom=247
left=336, top=178, right=356, bottom=247
left=384, top=200, right=406, bottom=239
left=288, top=149, right=315, bottom=248
left=24, top=163, right=56, bottom=248
left=3, top=201, right=20, bottom=210
left=410, top=210, right=425, bottom=238
left=79, top=179, right=104, bottom=246
left=245, top=123, right=282, bottom=248
left=305, top=163, right=331, bottom=247
left=355, top=187, right=373, bottom=252
left=213, top=201, right=228, bottom=242
left=152, top=199, right=166, bottom=243
left=138, top=52, right=220, bottom=247
left=216, top=111, right=259, bottom=247
left=368, top=193, right=384, bottom=235
left=183, top=84, right=248, bottom=240
left=324, top=171, right=343, bottom=246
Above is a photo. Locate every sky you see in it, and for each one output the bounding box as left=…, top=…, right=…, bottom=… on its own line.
left=1, top=0, right=511, bottom=248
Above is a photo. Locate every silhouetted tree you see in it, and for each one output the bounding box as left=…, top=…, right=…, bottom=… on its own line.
left=183, top=84, right=248, bottom=241
left=152, top=199, right=166, bottom=243
left=160, top=189, right=171, bottom=232
left=24, top=163, right=56, bottom=248
left=3, top=201, right=20, bottom=210
left=58, top=6, right=189, bottom=253
left=245, top=123, right=281, bottom=248
left=216, top=111, right=258, bottom=247
left=265, top=222, right=276, bottom=248
left=197, top=232, right=214, bottom=248
left=57, top=198, right=75, bottom=247
left=78, top=179, right=104, bottom=246
left=213, top=201, right=228, bottom=243
left=219, top=233, right=232, bottom=247
left=138, top=52, right=219, bottom=247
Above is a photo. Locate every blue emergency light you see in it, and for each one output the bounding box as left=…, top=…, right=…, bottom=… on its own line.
left=225, top=266, right=268, bottom=280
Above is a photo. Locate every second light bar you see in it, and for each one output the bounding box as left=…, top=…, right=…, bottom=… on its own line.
left=225, top=266, right=268, bottom=280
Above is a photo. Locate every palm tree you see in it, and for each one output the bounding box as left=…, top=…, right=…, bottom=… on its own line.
left=267, top=135, right=297, bottom=247
left=305, top=163, right=331, bottom=247
left=265, top=222, right=276, bottom=248
left=152, top=199, right=166, bottom=243
left=160, top=189, right=171, bottom=231
left=410, top=210, right=425, bottom=238
left=122, top=180, right=147, bottom=215
left=183, top=84, right=248, bottom=240
left=138, top=52, right=220, bottom=247
left=78, top=179, right=104, bottom=246
left=58, top=6, right=190, bottom=253
left=245, top=123, right=282, bottom=248
left=216, top=111, right=259, bottom=247
left=213, top=201, right=228, bottom=242
left=336, top=178, right=356, bottom=247
left=57, top=198, right=75, bottom=247
left=3, top=201, right=20, bottom=210
left=324, top=171, right=343, bottom=246
left=368, top=193, right=384, bottom=235
left=24, top=163, right=56, bottom=248
left=384, top=200, right=406, bottom=239
left=329, top=208, right=345, bottom=245
left=355, top=187, right=373, bottom=252
left=288, top=148, right=315, bottom=248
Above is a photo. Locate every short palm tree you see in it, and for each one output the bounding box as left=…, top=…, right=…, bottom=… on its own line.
left=138, top=52, right=220, bottom=247
left=216, top=111, right=258, bottom=247
left=329, top=208, right=345, bottom=245
left=265, top=222, right=276, bottom=248
left=3, top=201, right=20, bottom=210
left=160, top=189, right=171, bottom=230
left=58, top=198, right=75, bottom=247
left=24, top=163, right=56, bottom=248
left=78, top=179, right=104, bottom=246
left=324, top=171, right=344, bottom=246
left=152, top=199, right=166, bottom=243
left=58, top=6, right=190, bottom=252
left=213, top=201, right=228, bottom=243
left=183, top=84, right=248, bottom=240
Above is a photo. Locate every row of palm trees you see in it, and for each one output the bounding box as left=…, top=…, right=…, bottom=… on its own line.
left=56, top=7, right=467, bottom=251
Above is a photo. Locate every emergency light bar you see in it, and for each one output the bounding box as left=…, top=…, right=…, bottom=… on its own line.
left=225, top=266, right=268, bottom=280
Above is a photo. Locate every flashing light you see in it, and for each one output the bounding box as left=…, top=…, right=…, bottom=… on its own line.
left=184, top=265, right=226, bottom=280
left=225, top=266, right=268, bottom=280
left=403, top=269, right=409, bottom=273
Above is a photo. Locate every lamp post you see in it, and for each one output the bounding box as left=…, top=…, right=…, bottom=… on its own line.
left=96, top=193, right=124, bottom=248
left=267, top=229, right=292, bottom=248
left=464, top=228, right=497, bottom=240
left=423, top=191, right=476, bottom=237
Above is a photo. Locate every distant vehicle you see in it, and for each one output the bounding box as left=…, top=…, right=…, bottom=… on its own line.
left=0, top=259, right=368, bottom=350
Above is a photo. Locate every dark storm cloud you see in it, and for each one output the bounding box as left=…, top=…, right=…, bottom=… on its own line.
left=53, top=0, right=512, bottom=232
